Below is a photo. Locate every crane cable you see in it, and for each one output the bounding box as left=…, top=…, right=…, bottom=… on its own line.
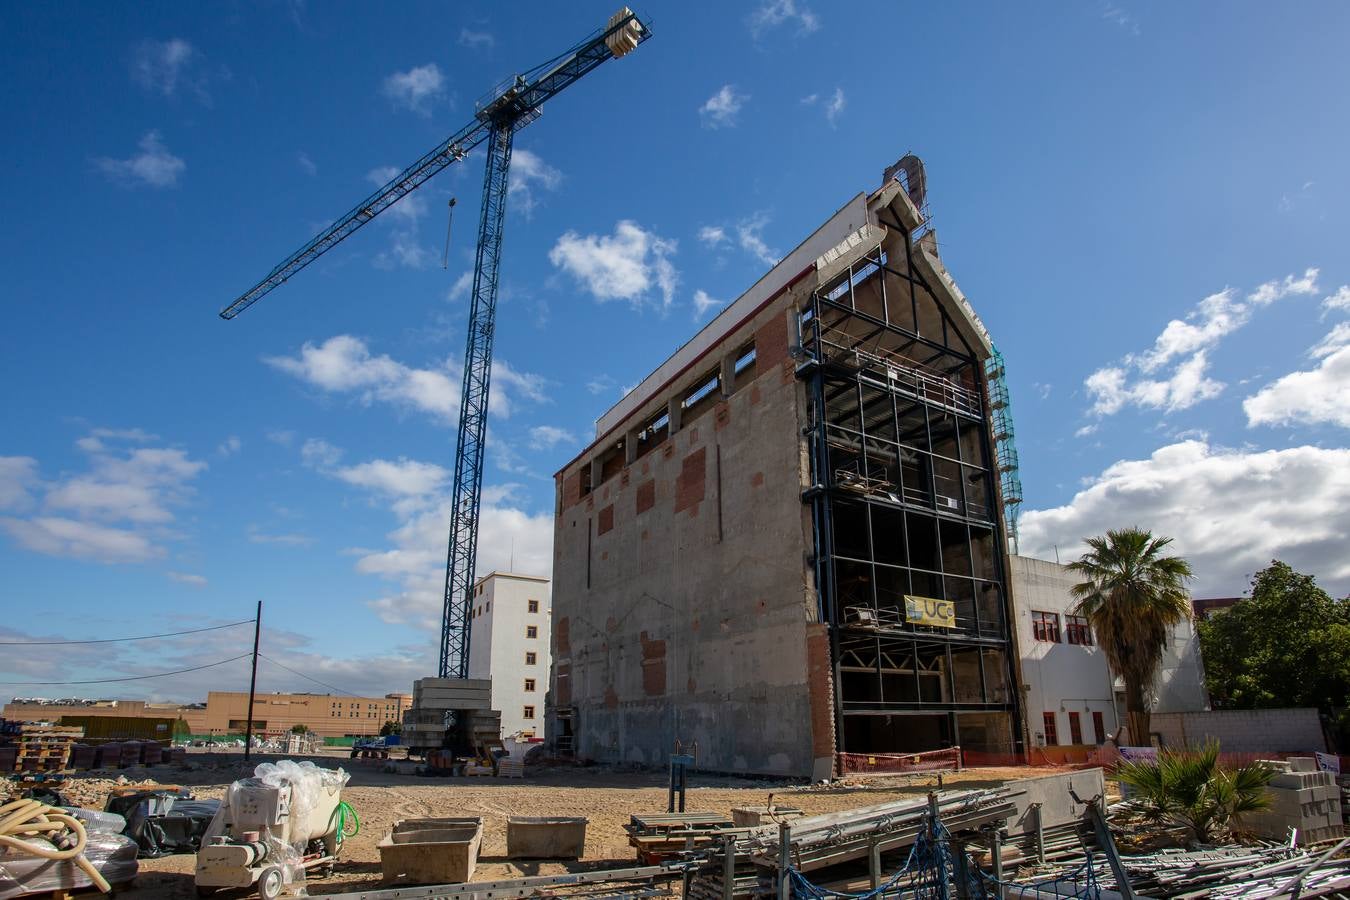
left=0, top=797, right=112, bottom=893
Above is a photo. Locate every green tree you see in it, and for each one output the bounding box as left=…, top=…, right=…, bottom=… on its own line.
left=290, top=723, right=310, bottom=734
left=1067, top=527, right=1194, bottom=745
left=379, top=720, right=403, bottom=737
left=1114, top=741, right=1274, bottom=844
left=1198, top=561, right=1350, bottom=711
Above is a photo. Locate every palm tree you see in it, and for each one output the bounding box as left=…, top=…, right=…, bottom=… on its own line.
left=1113, top=741, right=1273, bottom=844
left=1067, top=527, right=1193, bottom=745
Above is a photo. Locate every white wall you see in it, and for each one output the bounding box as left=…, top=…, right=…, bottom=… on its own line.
left=1010, top=555, right=1119, bottom=747
left=467, top=572, right=552, bottom=738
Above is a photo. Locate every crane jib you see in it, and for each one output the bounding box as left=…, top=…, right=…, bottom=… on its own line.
left=217, top=9, right=648, bottom=320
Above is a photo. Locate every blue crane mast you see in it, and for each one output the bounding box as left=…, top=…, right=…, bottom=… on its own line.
left=219, top=10, right=651, bottom=680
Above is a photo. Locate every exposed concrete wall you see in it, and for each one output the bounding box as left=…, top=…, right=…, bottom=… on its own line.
left=1153, top=615, right=1210, bottom=713
left=551, top=286, right=825, bottom=776
left=1150, top=708, right=1326, bottom=753
left=1009, top=556, right=1119, bottom=746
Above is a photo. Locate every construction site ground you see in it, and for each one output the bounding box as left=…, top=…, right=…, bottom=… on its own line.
left=8, top=748, right=1081, bottom=899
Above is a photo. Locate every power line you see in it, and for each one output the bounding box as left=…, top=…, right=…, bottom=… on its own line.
left=257, top=653, right=358, bottom=697
left=0, top=619, right=254, bottom=646
left=0, top=654, right=252, bottom=686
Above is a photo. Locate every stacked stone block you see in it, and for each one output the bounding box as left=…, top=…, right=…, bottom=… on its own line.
left=1245, top=757, right=1344, bottom=843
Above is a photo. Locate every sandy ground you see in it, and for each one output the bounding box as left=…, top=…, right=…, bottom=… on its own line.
left=6, top=750, right=1074, bottom=899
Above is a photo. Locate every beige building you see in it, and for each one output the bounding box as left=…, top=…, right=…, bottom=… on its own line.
left=4, top=692, right=412, bottom=740
left=199, top=692, right=412, bottom=738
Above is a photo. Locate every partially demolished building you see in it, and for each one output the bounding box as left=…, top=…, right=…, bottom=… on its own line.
left=550, top=160, right=1024, bottom=777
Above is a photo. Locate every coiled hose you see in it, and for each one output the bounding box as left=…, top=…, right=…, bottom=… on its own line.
left=0, top=797, right=111, bottom=893
left=329, top=800, right=359, bottom=850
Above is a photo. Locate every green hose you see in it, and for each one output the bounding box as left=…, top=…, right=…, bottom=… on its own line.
left=329, top=800, right=359, bottom=849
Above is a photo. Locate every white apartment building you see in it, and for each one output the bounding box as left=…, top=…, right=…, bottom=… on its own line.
left=1010, top=555, right=1209, bottom=749
left=466, top=571, right=552, bottom=738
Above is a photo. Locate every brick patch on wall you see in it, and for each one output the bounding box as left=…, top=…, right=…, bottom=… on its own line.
left=598, top=503, right=614, bottom=535
left=556, top=617, right=570, bottom=655
left=674, top=447, right=707, bottom=513
left=636, top=479, right=656, bottom=515
left=640, top=631, right=667, bottom=697
left=806, top=623, right=837, bottom=765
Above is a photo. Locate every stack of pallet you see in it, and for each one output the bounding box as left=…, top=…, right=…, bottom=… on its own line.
left=13, top=725, right=83, bottom=772
left=626, top=812, right=738, bottom=863
left=402, top=678, right=498, bottom=752
left=1245, top=757, right=1344, bottom=843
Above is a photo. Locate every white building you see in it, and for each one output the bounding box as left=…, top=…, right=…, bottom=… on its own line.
left=1010, top=555, right=1209, bottom=749
left=466, top=571, right=552, bottom=739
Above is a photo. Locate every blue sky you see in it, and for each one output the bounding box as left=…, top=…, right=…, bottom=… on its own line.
left=3, top=1, right=1349, bottom=701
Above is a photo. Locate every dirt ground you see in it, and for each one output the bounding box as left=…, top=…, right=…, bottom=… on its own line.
left=5, top=749, right=1077, bottom=899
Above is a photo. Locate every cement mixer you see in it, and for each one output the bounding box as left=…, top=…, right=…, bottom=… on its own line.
left=195, top=760, right=355, bottom=899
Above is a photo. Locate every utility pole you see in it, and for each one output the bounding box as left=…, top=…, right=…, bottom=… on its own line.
left=244, top=601, right=262, bottom=762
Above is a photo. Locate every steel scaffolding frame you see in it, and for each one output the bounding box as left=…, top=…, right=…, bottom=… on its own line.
left=800, top=231, right=1023, bottom=757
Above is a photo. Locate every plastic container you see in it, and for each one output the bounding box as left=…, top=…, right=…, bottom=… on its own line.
left=379, top=818, right=483, bottom=884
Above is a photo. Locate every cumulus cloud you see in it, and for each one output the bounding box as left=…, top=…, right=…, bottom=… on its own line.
left=528, top=426, right=576, bottom=451
left=95, top=131, right=185, bottom=188
left=266, top=335, right=548, bottom=421
left=1021, top=440, right=1350, bottom=596
left=748, top=0, right=820, bottom=37
left=0, top=457, right=39, bottom=512
left=1083, top=269, right=1319, bottom=418
left=700, top=85, right=747, bottom=129
left=508, top=148, right=562, bottom=219
left=698, top=226, right=728, bottom=247
left=335, top=458, right=448, bottom=499
left=693, top=289, right=722, bottom=321
left=1243, top=344, right=1350, bottom=430
left=382, top=63, right=446, bottom=116
left=1323, top=285, right=1350, bottom=315
left=167, top=571, right=207, bottom=587
left=549, top=220, right=678, bottom=310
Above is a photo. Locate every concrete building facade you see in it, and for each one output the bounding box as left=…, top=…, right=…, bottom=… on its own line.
left=1009, top=554, right=1210, bottom=748
left=1010, top=555, right=1120, bottom=749
left=549, top=163, right=1024, bottom=777
left=466, top=571, right=552, bottom=738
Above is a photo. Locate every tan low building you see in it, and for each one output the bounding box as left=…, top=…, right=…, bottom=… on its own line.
left=4, top=691, right=412, bottom=740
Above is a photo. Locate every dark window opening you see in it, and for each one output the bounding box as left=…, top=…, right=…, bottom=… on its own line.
left=1042, top=712, right=1058, bottom=746
left=635, top=408, right=670, bottom=459
left=1066, top=615, right=1093, bottom=646
left=1068, top=711, right=1083, bottom=745
left=1092, top=711, right=1106, bottom=744
left=731, top=341, right=757, bottom=390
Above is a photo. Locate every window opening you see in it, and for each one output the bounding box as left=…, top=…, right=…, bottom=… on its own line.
left=1065, top=614, right=1092, bottom=645
left=525, top=651, right=537, bottom=665
left=1042, top=712, right=1058, bottom=746
left=524, top=678, right=536, bottom=692
left=1032, top=611, right=1060, bottom=643
left=1092, top=711, right=1105, bottom=744
left=523, top=705, right=535, bottom=719
left=1068, top=711, right=1083, bottom=745
left=528, top=599, right=539, bottom=613
left=526, top=625, right=538, bottom=639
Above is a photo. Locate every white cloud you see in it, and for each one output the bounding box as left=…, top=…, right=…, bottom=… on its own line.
left=1084, top=270, right=1319, bottom=417
left=800, top=93, right=818, bottom=106
left=1101, top=3, right=1140, bottom=35
left=267, top=335, right=547, bottom=422
left=336, top=458, right=448, bottom=498
left=42, top=442, right=206, bottom=527
left=1020, top=440, right=1350, bottom=597
left=247, top=527, right=314, bottom=547
left=698, top=226, right=728, bottom=247
left=528, top=426, right=576, bottom=451
left=1073, top=424, right=1099, bottom=438
left=92, top=427, right=158, bottom=442
left=549, top=220, right=679, bottom=310
left=382, top=63, right=445, bottom=116
left=167, top=571, right=207, bottom=587
left=0, top=517, right=161, bottom=564
left=458, top=28, right=494, bottom=49
left=748, top=0, right=820, bottom=37
left=373, top=233, right=436, bottom=270
left=1243, top=345, right=1350, bottom=430
left=508, top=148, right=562, bottom=219
left=1311, top=322, right=1350, bottom=359
left=300, top=437, right=344, bottom=469
left=448, top=271, right=473, bottom=301
left=132, top=38, right=209, bottom=101
left=266, top=429, right=296, bottom=447
left=1323, top=285, right=1350, bottom=315
left=218, top=436, right=242, bottom=457
left=586, top=375, right=615, bottom=395
left=95, top=131, right=185, bottom=188
left=297, top=152, right=317, bottom=176
left=700, top=85, right=747, bottom=129
left=737, top=213, right=779, bottom=267
left=824, top=87, right=846, bottom=127
left=693, top=289, right=722, bottom=321
left=0, top=457, right=39, bottom=512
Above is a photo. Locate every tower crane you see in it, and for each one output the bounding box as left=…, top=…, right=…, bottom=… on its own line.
left=220, top=9, right=651, bottom=680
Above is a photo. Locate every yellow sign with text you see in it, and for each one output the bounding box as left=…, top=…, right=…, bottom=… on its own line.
left=904, top=595, right=956, bottom=629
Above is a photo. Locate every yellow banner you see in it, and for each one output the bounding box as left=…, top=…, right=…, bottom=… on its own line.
left=904, top=595, right=956, bottom=628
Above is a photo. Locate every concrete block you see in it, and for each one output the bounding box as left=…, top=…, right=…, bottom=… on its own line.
left=379, top=817, right=483, bottom=885
left=505, top=817, right=587, bottom=859
left=1289, top=757, right=1318, bottom=772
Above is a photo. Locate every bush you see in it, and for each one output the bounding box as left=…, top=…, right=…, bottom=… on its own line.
left=1113, top=741, right=1274, bottom=844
